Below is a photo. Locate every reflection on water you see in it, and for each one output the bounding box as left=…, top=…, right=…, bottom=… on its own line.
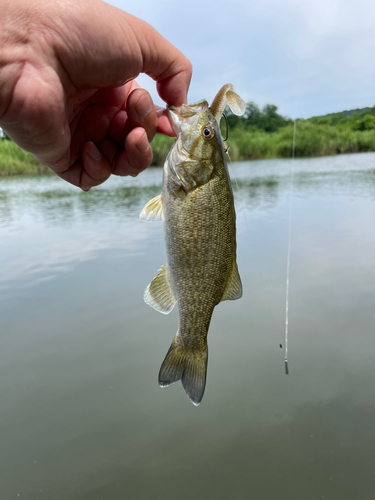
left=1, top=153, right=375, bottom=499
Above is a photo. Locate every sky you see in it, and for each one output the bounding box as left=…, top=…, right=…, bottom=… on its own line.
left=108, top=0, right=375, bottom=119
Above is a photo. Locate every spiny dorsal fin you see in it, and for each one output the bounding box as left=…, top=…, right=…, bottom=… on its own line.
left=139, top=194, right=163, bottom=222
left=144, top=265, right=176, bottom=314
left=220, top=260, right=243, bottom=301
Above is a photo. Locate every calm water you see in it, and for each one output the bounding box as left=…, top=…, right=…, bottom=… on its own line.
left=1, top=153, right=375, bottom=499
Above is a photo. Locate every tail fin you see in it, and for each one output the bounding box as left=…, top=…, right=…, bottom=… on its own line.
left=158, top=334, right=208, bottom=406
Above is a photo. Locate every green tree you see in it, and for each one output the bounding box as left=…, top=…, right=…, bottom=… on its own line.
left=352, top=114, right=375, bottom=131
left=261, top=104, right=291, bottom=132
left=225, top=101, right=290, bottom=132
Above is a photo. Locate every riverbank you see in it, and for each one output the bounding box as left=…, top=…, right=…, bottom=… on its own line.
left=0, top=136, right=174, bottom=176
left=0, top=140, right=51, bottom=176
left=2, top=122, right=375, bottom=176
left=226, top=121, right=375, bottom=160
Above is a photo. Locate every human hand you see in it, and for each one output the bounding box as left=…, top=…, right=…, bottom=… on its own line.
left=0, top=0, right=192, bottom=190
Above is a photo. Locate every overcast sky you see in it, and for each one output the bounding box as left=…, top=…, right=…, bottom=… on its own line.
left=108, top=0, right=375, bottom=119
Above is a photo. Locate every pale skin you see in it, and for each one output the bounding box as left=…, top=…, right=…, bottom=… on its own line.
left=0, top=0, right=192, bottom=190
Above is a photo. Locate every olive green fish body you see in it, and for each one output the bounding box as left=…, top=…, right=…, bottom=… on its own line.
left=163, top=156, right=236, bottom=347
left=140, top=85, right=245, bottom=405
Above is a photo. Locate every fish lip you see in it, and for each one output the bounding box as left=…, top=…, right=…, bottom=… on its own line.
left=167, top=105, right=181, bottom=135
left=167, top=106, right=190, bottom=159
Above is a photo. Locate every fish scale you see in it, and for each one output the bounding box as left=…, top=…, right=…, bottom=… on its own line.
left=165, top=167, right=232, bottom=337
left=140, top=84, right=246, bottom=405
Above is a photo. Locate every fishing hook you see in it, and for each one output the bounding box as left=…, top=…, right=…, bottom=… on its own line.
left=222, top=113, right=230, bottom=154
left=222, top=112, right=229, bottom=142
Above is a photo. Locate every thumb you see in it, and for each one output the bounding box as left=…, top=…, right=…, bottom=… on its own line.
left=53, top=1, right=192, bottom=105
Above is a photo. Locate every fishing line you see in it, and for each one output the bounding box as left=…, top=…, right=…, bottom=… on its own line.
left=284, top=117, right=297, bottom=375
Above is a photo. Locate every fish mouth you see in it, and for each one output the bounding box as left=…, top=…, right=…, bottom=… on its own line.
left=167, top=105, right=181, bottom=136
left=167, top=100, right=209, bottom=135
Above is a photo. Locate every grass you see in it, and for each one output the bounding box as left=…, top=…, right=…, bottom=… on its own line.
left=0, top=140, right=51, bottom=176
left=226, top=122, right=375, bottom=161
left=0, top=136, right=175, bottom=176
left=1, top=123, right=375, bottom=177
left=150, top=135, right=174, bottom=166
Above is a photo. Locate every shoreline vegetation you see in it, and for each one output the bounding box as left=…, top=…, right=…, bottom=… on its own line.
left=1, top=102, right=375, bottom=176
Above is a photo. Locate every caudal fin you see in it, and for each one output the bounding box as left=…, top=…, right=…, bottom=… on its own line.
left=158, top=335, right=208, bottom=406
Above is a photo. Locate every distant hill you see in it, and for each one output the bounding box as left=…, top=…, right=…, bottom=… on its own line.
left=307, top=105, right=375, bottom=131
left=328, top=107, right=371, bottom=118
left=312, top=106, right=374, bottom=120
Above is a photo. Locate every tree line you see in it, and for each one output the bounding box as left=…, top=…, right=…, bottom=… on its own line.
left=225, top=102, right=375, bottom=133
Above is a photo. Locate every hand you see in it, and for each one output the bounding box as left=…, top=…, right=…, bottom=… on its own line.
left=0, top=0, right=192, bottom=190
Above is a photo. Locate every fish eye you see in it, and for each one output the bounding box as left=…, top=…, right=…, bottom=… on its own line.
left=202, top=126, right=214, bottom=140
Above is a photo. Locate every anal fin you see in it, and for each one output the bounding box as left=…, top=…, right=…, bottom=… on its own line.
left=144, top=265, right=176, bottom=314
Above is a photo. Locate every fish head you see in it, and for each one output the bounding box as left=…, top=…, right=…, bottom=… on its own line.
left=167, top=100, right=223, bottom=162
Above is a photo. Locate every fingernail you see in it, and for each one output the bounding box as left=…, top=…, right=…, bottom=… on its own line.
left=86, top=141, right=102, bottom=162
left=135, top=93, right=153, bottom=117
left=136, top=132, right=150, bottom=154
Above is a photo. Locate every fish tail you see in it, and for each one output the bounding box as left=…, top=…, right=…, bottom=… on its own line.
left=158, top=333, right=208, bottom=406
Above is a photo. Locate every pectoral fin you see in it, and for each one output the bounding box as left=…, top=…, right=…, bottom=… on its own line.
left=144, top=265, right=176, bottom=314
left=139, top=194, right=163, bottom=221
left=220, top=261, right=243, bottom=301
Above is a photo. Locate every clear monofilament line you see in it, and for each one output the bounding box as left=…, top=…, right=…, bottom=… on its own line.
left=284, top=118, right=297, bottom=374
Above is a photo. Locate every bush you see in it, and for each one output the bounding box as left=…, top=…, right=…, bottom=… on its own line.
left=0, top=139, right=51, bottom=176
left=352, top=114, right=375, bottom=131
left=151, top=135, right=175, bottom=166
left=227, top=120, right=375, bottom=159
left=2, top=114, right=375, bottom=177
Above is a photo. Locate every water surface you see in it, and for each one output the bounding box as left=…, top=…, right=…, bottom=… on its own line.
left=1, top=153, right=375, bottom=499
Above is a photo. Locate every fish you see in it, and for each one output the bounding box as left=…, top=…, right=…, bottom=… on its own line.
left=140, top=84, right=246, bottom=405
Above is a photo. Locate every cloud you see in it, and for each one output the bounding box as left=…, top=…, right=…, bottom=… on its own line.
left=108, top=0, right=375, bottom=118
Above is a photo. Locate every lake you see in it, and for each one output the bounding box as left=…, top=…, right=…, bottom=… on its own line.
left=1, top=152, right=375, bottom=499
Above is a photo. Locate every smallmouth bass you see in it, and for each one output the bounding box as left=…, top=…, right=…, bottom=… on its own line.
left=140, top=84, right=245, bottom=405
